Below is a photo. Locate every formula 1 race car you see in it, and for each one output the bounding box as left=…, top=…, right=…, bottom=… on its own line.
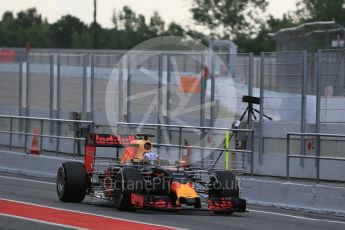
left=56, top=133, right=246, bottom=214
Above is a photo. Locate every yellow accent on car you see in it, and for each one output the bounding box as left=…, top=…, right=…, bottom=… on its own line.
left=172, top=182, right=199, bottom=206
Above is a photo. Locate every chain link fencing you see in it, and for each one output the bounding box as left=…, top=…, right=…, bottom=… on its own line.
left=1, top=48, right=345, bottom=181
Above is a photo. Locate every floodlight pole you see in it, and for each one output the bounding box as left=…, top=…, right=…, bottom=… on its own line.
left=93, top=0, right=98, bottom=49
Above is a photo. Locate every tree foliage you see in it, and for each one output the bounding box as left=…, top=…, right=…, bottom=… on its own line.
left=49, top=15, right=86, bottom=48
left=0, top=8, right=50, bottom=47
left=190, top=0, right=268, bottom=39
left=235, top=14, right=297, bottom=53
left=0, top=7, right=188, bottom=50
left=296, top=0, right=345, bottom=24
left=2, top=2, right=343, bottom=53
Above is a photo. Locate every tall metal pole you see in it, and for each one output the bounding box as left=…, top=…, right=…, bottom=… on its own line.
left=49, top=55, right=54, bottom=136
left=90, top=55, right=95, bottom=131
left=19, top=55, right=23, bottom=117
left=259, top=52, right=265, bottom=164
left=300, top=51, right=308, bottom=167
left=24, top=54, right=30, bottom=151
left=82, top=55, right=88, bottom=113
left=315, top=50, right=322, bottom=183
left=210, top=53, right=215, bottom=128
left=118, top=56, right=123, bottom=125
left=166, top=54, right=171, bottom=125
left=126, top=54, right=131, bottom=122
left=247, top=53, right=253, bottom=164
left=93, top=0, right=98, bottom=49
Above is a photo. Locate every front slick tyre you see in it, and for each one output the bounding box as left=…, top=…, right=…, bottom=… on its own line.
left=113, top=167, right=144, bottom=211
left=57, top=162, right=87, bottom=202
left=209, top=171, right=238, bottom=215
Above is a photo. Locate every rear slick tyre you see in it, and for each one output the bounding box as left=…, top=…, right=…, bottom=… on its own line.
left=57, top=162, right=87, bottom=202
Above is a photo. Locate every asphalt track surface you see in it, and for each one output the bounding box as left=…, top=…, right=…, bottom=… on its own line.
left=0, top=172, right=345, bottom=230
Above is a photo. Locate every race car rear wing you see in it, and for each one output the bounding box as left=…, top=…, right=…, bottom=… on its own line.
left=86, top=133, right=136, bottom=147
left=84, top=133, right=137, bottom=173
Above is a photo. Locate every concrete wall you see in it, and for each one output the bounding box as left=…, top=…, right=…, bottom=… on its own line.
left=0, top=150, right=81, bottom=178
left=241, top=178, right=345, bottom=216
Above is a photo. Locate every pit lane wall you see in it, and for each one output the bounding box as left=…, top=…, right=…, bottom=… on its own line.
left=0, top=150, right=344, bottom=216
left=241, top=178, right=345, bottom=216
left=0, top=150, right=81, bottom=178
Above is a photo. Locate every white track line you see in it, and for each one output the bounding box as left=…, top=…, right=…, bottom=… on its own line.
left=0, top=197, right=178, bottom=230
left=0, top=213, right=85, bottom=230
left=246, top=178, right=345, bottom=189
left=248, top=209, right=345, bottom=225
left=0, top=175, right=55, bottom=185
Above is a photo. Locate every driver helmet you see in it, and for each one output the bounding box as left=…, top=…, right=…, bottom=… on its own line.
left=143, top=151, right=159, bottom=161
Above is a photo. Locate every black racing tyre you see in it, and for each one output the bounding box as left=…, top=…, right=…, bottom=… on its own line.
left=214, top=210, right=234, bottom=215
left=113, top=167, right=144, bottom=211
left=209, top=171, right=239, bottom=198
left=56, top=162, right=87, bottom=202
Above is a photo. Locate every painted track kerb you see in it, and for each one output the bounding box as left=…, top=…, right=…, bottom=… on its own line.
left=0, top=213, right=85, bottom=230
left=0, top=197, right=178, bottom=230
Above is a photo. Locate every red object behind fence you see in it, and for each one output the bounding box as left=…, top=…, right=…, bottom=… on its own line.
left=0, top=50, right=16, bottom=63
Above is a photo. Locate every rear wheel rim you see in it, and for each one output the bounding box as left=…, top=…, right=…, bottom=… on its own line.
left=57, top=167, right=65, bottom=195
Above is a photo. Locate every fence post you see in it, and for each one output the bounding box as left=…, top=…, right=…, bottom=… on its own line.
left=82, top=55, right=88, bottom=114
left=250, top=129, right=254, bottom=176
left=49, top=55, right=54, bottom=136
left=73, top=136, right=76, bottom=157
left=56, top=120, right=61, bottom=155
left=247, top=53, right=254, bottom=163
left=118, top=54, right=123, bottom=123
left=178, top=127, right=182, bottom=161
left=286, top=133, right=290, bottom=180
left=24, top=54, right=30, bottom=151
left=157, top=54, right=164, bottom=155
left=55, top=55, right=61, bottom=153
left=200, top=128, right=205, bottom=168
left=39, top=119, right=43, bottom=153
left=200, top=54, right=206, bottom=163
left=200, top=53, right=206, bottom=128
left=18, top=55, right=24, bottom=135
left=9, top=117, right=13, bottom=151
left=19, top=55, right=23, bottom=117
left=316, top=153, right=320, bottom=183
left=210, top=53, right=215, bottom=128
left=56, top=55, right=61, bottom=119
left=126, top=54, right=131, bottom=122
left=300, top=51, right=308, bottom=167
left=315, top=50, right=322, bottom=182
left=166, top=54, right=171, bottom=125
left=158, top=54, right=163, bottom=124
left=90, top=55, right=95, bottom=132
left=259, top=52, right=265, bottom=164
